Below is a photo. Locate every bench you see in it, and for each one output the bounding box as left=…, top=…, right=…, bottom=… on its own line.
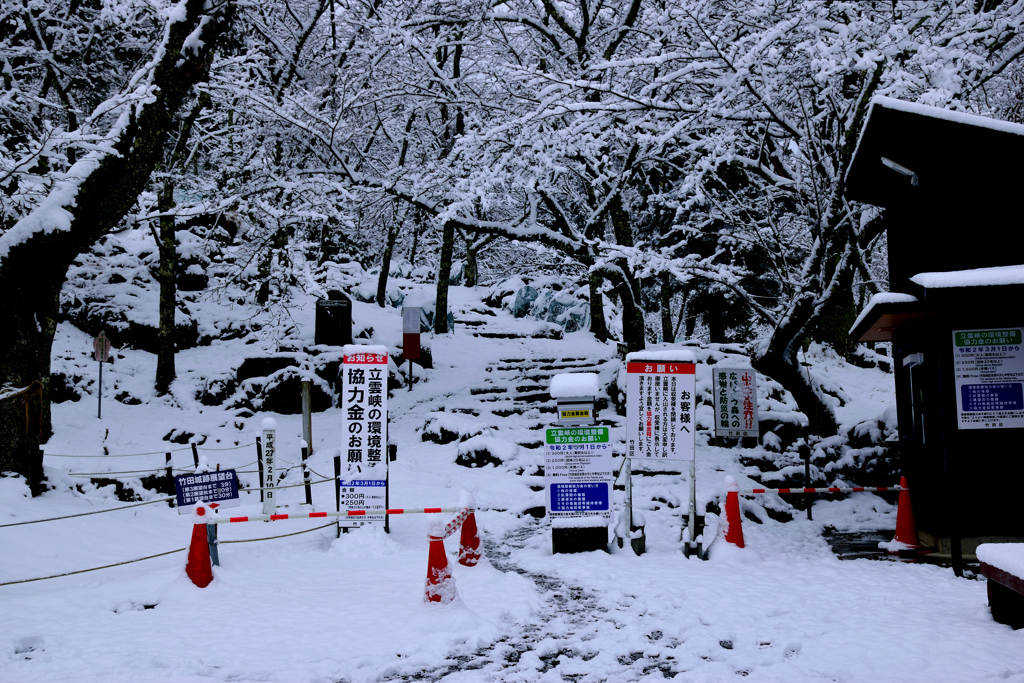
left=977, top=543, right=1024, bottom=629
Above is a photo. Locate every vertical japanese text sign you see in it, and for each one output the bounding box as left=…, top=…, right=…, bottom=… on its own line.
left=341, top=346, right=389, bottom=526
left=261, top=422, right=276, bottom=515
left=626, top=355, right=696, bottom=461
left=712, top=368, right=759, bottom=438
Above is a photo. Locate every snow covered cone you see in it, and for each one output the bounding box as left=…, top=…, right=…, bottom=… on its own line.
left=890, top=476, right=919, bottom=551
left=457, top=493, right=482, bottom=567
left=458, top=509, right=482, bottom=567
left=723, top=476, right=745, bottom=548
left=425, top=522, right=457, bottom=603
left=186, top=502, right=214, bottom=588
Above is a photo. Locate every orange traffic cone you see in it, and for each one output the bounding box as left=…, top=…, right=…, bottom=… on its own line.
left=723, top=476, right=745, bottom=548
left=186, top=502, right=214, bottom=588
left=425, top=523, right=457, bottom=604
left=890, top=476, right=919, bottom=551
left=458, top=509, right=482, bottom=567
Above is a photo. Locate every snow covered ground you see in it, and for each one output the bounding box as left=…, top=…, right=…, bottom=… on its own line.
left=3, top=286, right=1024, bottom=682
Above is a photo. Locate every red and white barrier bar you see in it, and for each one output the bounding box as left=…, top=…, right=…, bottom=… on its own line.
left=214, top=507, right=460, bottom=524
left=433, top=508, right=471, bottom=540
left=740, top=485, right=904, bottom=495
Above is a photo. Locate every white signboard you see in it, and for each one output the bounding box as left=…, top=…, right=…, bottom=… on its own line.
left=953, top=328, right=1024, bottom=430
left=261, top=426, right=276, bottom=515
left=712, top=367, right=759, bottom=438
left=626, top=359, right=696, bottom=461
left=341, top=346, right=389, bottom=526
left=544, top=427, right=613, bottom=528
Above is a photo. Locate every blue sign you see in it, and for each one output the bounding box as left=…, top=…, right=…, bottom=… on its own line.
left=961, top=383, right=1024, bottom=412
left=549, top=482, right=609, bottom=513
left=175, top=470, right=240, bottom=513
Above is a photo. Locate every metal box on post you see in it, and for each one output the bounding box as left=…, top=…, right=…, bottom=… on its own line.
left=315, top=290, right=352, bottom=347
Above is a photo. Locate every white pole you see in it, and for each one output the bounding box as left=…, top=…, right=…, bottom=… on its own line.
left=624, top=457, right=632, bottom=540
left=688, top=460, right=697, bottom=550
left=261, top=419, right=277, bottom=516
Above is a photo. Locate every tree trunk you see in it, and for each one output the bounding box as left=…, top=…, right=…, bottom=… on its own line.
left=376, top=222, right=399, bottom=307
left=660, top=271, right=675, bottom=344
left=752, top=294, right=839, bottom=438
left=0, top=0, right=233, bottom=482
left=464, top=234, right=478, bottom=287
left=434, top=220, right=456, bottom=334
left=409, top=212, right=423, bottom=267
left=619, top=278, right=646, bottom=353
left=588, top=272, right=609, bottom=342
left=155, top=180, right=177, bottom=394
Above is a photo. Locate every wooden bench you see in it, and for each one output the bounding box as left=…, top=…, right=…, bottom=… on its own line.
left=977, top=543, right=1024, bottom=629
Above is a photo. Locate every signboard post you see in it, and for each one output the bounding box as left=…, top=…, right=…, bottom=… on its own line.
left=625, top=352, right=699, bottom=555
left=340, top=345, right=389, bottom=529
left=953, top=328, right=1024, bottom=430
left=712, top=367, right=759, bottom=443
left=545, top=426, right=613, bottom=553
left=402, top=307, right=421, bottom=392
left=93, top=331, right=111, bottom=419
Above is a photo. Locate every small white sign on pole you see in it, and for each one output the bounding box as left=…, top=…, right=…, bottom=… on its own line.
left=261, top=419, right=277, bottom=516
left=712, top=367, right=759, bottom=438
left=625, top=352, right=697, bottom=461
left=340, top=345, right=389, bottom=527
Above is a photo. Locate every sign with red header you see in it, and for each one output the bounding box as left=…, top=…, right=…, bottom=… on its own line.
left=712, top=367, right=759, bottom=438
left=625, top=354, right=697, bottom=461
left=341, top=345, right=389, bottom=527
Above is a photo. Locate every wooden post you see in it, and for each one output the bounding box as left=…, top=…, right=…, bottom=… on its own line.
left=408, top=359, right=413, bottom=391
left=256, top=436, right=264, bottom=503
left=191, top=442, right=200, bottom=469
left=302, top=443, right=312, bottom=506
left=803, top=444, right=813, bottom=521
left=301, top=380, right=313, bottom=455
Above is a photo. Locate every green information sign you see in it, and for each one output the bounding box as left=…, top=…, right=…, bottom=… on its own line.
left=545, top=427, right=610, bottom=444
left=954, top=329, right=1022, bottom=347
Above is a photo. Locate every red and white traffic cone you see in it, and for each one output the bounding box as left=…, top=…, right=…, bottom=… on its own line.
left=458, top=495, right=482, bottom=567
left=890, top=476, right=919, bottom=551
left=425, top=522, right=457, bottom=604
left=186, top=502, right=214, bottom=588
left=723, top=476, right=745, bottom=548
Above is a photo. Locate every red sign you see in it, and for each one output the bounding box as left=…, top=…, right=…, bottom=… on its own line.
left=403, top=333, right=421, bottom=360
left=626, top=362, right=695, bottom=374
left=93, top=333, right=111, bottom=362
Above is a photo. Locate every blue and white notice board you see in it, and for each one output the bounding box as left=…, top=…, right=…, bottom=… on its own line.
left=174, top=470, right=240, bottom=513
left=953, top=328, right=1024, bottom=430
left=544, top=427, right=613, bottom=528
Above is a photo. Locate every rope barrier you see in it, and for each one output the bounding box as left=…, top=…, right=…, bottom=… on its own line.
left=740, top=485, right=905, bottom=495
left=0, top=496, right=175, bottom=528
left=0, top=520, right=339, bottom=587
left=67, top=468, right=193, bottom=477
left=44, top=442, right=256, bottom=458
left=216, top=507, right=459, bottom=524
left=219, top=521, right=336, bottom=543
left=0, top=548, right=186, bottom=587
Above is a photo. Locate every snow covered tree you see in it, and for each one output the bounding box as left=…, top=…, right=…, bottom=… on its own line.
left=0, top=0, right=234, bottom=481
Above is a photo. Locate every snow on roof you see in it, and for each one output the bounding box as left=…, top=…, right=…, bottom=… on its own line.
left=870, top=97, right=1024, bottom=137
left=911, top=265, right=1024, bottom=290
left=625, top=349, right=697, bottom=363
left=550, top=372, right=599, bottom=398
left=977, top=543, right=1024, bottom=579
left=849, top=292, right=919, bottom=335
left=343, top=344, right=389, bottom=357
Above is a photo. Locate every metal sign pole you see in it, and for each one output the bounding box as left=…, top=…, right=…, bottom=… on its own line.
left=97, top=358, right=102, bottom=419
